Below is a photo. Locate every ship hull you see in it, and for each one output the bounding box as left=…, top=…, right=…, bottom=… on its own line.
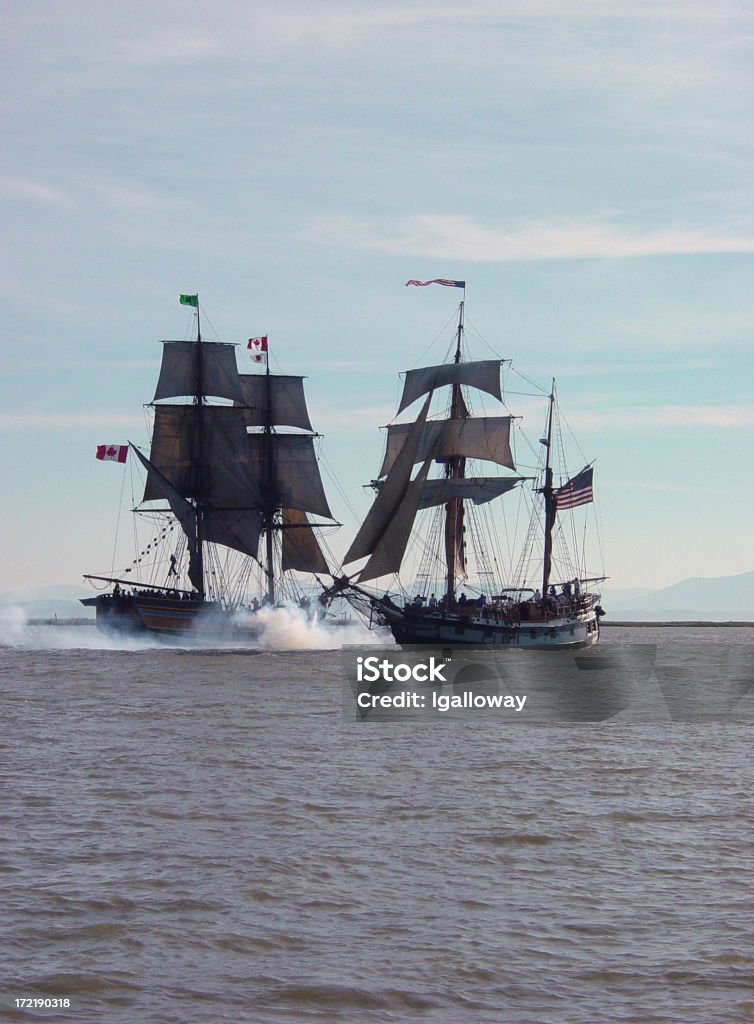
left=80, top=592, right=342, bottom=640
left=381, top=604, right=600, bottom=650
left=81, top=593, right=249, bottom=639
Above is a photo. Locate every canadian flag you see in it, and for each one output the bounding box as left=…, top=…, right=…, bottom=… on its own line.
left=247, top=335, right=268, bottom=363
left=96, top=444, right=128, bottom=463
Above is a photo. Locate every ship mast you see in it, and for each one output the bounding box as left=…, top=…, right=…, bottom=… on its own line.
left=193, top=297, right=206, bottom=597
left=263, top=355, right=276, bottom=604
left=541, top=380, right=556, bottom=600
left=444, top=300, right=466, bottom=607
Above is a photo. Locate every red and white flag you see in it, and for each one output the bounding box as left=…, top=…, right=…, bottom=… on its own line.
left=405, top=279, right=466, bottom=289
left=96, top=444, right=128, bottom=463
left=247, top=336, right=268, bottom=363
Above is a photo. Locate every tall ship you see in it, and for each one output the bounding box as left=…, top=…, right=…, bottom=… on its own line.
left=329, top=283, right=605, bottom=648
left=82, top=296, right=337, bottom=636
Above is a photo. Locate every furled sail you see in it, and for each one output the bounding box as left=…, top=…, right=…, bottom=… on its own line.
left=418, top=476, right=523, bottom=509
left=143, top=405, right=261, bottom=506
left=246, top=434, right=333, bottom=519
left=281, top=508, right=329, bottom=574
left=153, top=341, right=244, bottom=403
left=397, top=359, right=503, bottom=414
left=344, top=395, right=432, bottom=565
left=238, top=375, right=313, bottom=432
left=445, top=493, right=466, bottom=583
left=379, top=416, right=515, bottom=478
left=357, top=457, right=434, bottom=583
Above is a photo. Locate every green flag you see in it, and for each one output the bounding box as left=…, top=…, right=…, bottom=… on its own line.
left=180, top=294, right=198, bottom=307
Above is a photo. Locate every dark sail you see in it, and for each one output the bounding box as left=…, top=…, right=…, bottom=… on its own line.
left=281, top=508, right=329, bottom=574
left=142, top=340, right=333, bottom=587
left=246, top=434, right=333, bottom=520
left=238, top=374, right=313, bottom=432
left=143, top=405, right=261, bottom=506
left=397, top=359, right=502, bottom=414
left=378, top=416, right=515, bottom=478
left=153, top=340, right=243, bottom=403
left=344, top=395, right=432, bottom=566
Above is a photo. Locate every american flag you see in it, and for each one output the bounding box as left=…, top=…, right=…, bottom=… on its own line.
left=405, top=279, right=466, bottom=289
left=555, top=467, right=593, bottom=510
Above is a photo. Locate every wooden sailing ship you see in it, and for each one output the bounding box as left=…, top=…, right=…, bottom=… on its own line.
left=329, top=288, right=605, bottom=648
left=82, top=297, right=336, bottom=636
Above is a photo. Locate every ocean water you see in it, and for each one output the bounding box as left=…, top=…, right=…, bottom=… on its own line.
left=1, top=619, right=752, bottom=1023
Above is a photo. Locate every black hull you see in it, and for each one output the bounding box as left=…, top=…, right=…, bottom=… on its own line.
left=383, top=605, right=600, bottom=650
left=80, top=593, right=341, bottom=640
left=80, top=593, right=241, bottom=638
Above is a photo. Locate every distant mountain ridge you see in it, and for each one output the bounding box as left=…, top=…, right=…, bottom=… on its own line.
left=0, top=585, right=94, bottom=620
left=603, top=570, right=754, bottom=620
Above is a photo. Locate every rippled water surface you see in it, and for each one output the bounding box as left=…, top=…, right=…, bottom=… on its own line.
left=2, top=626, right=753, bottom=1022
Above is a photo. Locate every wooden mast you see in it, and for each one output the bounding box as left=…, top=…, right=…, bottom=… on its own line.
left=193, top=295, right=206, bottom=597
left=541, top=380, right=556, bottom=601
left=263, top=348, right=276, bottom=604
left=444, top=299, right=466, bottom=607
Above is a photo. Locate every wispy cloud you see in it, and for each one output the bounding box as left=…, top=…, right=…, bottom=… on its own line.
left=306, top=213, right=754, bottom=262
left=111, top=6, right=504, bottom=65
left=108, top=2, right=754, bottom=64
left=0, top=178, right=72, bottom=207
left=96, top=183, right=192, bottom=215
left=307, top=359, right=389, bottom=372
left=568, top=404, right=754, bottom=430
left=524, top=359, right=723, bottom=377
left=611, top=480, right=706, bottom=494
left=115, top=30, right=225, bottom=64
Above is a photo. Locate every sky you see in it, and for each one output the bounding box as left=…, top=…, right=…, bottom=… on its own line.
left=2, top=0, right=753, bottom=592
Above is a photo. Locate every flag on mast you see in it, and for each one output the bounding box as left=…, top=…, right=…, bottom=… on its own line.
left=555, top=467, right=593, bottom=510
left=96, top=444, right=128, bottom=464
left=405, top=279, right=465, bottom=289
left=179, top=294, right=198, bottom=307
left=248, top=336, right=268, bottom=363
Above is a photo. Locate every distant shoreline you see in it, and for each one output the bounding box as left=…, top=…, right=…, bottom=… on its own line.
left=602, top=620, right=753, bottom=628
left=21, top=617, right=754, bottom=629
left=27, top=618, right=95, bottom=626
